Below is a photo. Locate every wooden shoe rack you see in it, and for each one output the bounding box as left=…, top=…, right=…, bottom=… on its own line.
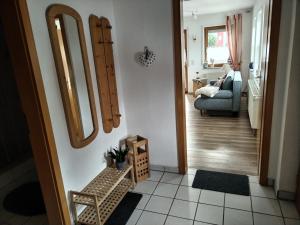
left=70, top=165, right=135, bottom=225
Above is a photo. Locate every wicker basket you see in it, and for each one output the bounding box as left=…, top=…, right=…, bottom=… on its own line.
left=126, top=136, right=150, bottom=182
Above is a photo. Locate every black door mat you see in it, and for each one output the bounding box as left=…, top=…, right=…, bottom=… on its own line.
left=3, top=181, right=46, bottom=216
left=79, top=192, right=142, bottom=225
left=192, top=170, right=250, bottom=196
left=105, top=192, right=142, bottom=225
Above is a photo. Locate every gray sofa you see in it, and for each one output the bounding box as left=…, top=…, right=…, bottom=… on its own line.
left=194, top=71, right=242, bottom=115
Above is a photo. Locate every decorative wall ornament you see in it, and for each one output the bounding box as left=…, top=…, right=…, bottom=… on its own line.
left=136, top=46, right=156, bottom=67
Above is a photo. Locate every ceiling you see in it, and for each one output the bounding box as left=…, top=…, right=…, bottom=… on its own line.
left=183, top=0, right=256, bottom=17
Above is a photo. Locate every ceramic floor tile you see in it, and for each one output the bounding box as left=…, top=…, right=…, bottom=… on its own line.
left=136, top=194, right=151, bottom=210
left=250, top=183, right=276, bottom=198
left=199, top=190, right=224, bottom=206
left=169, top=199, right=197, bottom=220
left=253, top=213, right=284, bottom=225
left=147, top=171, right=164, bottom=182
left=165, top=216, right=193, bottom=225
left=7, top=215, right=31, bottom=225
left=225, top=193, right=251, bottom=211
left=153, top=183, right=178, bottom=198
left=195, top=203, right=223, bottom=225
left=224, top=208, right=253, bottom=225
left=187, top=168, right=197, bottom=175
left=252, top=196, right=282, bottom=216
left=136, top=211, right=166, bottom=225
left=161, top=172, right=183, bottom=185
left=133, top=181, right=158, bottom=194
left=248, top=176, right=259, bottom=183
left=285, top=218, right=300, bottom=225
left=23, top=214, right=49, bottom=225
left=0, top=209, right=15, bottom=221
left=145, top=195, right=173, bottom=214
left=279, top=200, right=300, bottom=219
left=193, top=221, right=212, bottom=225
left=175, top=186, right=200, bottom=202
left=126, top=209, right=143, bottom=225
left=181, top=175, right=195, bottom=186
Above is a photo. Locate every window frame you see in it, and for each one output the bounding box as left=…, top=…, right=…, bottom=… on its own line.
left=204, top=25, right=228, bottom=68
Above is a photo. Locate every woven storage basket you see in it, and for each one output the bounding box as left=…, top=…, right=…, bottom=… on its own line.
left=126, top=136, right=150, bottom=182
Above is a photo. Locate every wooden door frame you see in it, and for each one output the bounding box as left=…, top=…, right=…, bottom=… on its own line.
left=0, top=0, right=71, bottom=224
left=173, top=0, right=282, bottom=186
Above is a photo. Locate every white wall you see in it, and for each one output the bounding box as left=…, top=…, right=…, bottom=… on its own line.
left=268, top=0, right=296, bottom=183
left=26, top=0, right=128, bottom=221
left=272, top=0, right=300, bottom=194
left=112, top=0, right=178, bottom=168
left=183, top=10, right=252, bottom=92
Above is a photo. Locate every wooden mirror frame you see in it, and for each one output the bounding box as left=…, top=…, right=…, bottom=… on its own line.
left=46, top=4, right=98, bottom=148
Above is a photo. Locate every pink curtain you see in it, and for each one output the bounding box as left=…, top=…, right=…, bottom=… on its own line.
left=226, top=14, right=242, bottom=71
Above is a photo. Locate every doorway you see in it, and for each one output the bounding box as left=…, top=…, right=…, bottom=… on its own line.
left=0, top=0, right=71, bottom=224
left=173, top=0, right=282, bottom=185
left=0, top=20, right=48, bottom=224
left=183, top=4, right=264, bottom=175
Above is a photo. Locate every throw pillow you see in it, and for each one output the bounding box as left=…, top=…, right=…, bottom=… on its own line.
left=222, top=75, right=233, bottom=90
left=195, top=86, right=219, bottom=98
left=213, top=79, right=224, bottom=88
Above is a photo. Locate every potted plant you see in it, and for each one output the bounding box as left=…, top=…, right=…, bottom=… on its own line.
left=108, top=146, right=129, bottom=170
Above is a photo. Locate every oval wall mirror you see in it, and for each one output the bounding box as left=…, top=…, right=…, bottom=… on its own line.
left=46, top=4, right=98, bottom=148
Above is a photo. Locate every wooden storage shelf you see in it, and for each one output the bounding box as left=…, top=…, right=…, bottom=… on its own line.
left=126, top=136, right=150, bottom=182
left=78, top=179, right=132, bottom=225
left=70, top=165, right=135, bottom=225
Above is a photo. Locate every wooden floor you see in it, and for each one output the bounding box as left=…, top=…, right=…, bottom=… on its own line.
left=186, top=94, right=259, bottom=175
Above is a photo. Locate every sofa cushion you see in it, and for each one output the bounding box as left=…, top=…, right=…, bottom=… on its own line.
left=212, top=90, right=233, bottom=99
left=222, top=73, right=233, bottom=90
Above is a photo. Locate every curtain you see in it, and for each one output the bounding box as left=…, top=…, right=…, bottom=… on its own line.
left=226, top=14, right=242, bottom=71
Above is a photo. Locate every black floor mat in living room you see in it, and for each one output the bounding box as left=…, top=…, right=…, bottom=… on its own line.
left=3, top=182, right=46, bottom=216
left=192, top=170, right=250, bottom=196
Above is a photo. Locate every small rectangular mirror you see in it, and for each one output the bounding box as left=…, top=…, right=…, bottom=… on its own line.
left=47, top=4, right=98, bottom=148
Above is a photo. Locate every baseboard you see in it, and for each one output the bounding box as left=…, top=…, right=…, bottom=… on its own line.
left=150, top=164, right=179, bottom=173
left=277, top=190, right=295, bottom=200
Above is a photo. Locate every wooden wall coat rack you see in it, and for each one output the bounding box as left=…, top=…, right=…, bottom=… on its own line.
left=89, top=15, right=121, bottom=133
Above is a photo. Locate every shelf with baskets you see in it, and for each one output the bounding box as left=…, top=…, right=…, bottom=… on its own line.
left=70, top=165, right=135, bottom=225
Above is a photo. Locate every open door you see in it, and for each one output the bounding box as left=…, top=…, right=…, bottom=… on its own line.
left=296, top=171, right=300, bottom=212
left=0, top=0, right=71, bottom=224
left=183, top=29, right=188, bottom=93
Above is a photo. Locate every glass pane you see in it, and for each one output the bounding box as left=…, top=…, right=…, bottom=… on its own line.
left=207, top=30, right=229, bottom=65
left=62, top=14, right=94, bottom=138
left=55, top=15, right=94, bottom=139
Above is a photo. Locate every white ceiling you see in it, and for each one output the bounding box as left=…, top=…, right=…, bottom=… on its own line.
left=183, top=0, right=256, bottom=17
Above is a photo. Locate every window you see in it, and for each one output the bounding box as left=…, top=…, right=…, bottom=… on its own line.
left=204, top=25, right=229, bottom=67
left=251, top=9, right=264, bottom=88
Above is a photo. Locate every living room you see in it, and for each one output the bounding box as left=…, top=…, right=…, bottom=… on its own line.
left=183, top=0, right=266, bottom=175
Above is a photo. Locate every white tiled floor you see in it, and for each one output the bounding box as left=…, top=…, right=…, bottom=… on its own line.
left=129, top=170, right=300, bottom=225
